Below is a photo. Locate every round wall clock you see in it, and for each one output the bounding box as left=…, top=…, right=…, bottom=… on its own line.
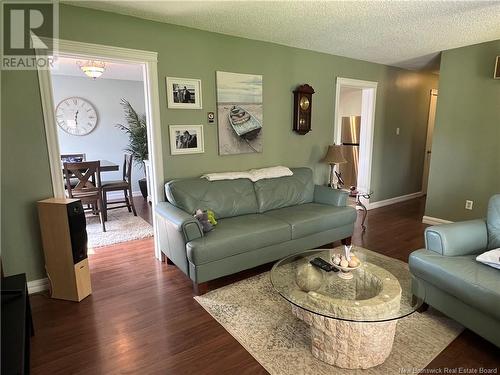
left=56, top=97, right=98, bottom=136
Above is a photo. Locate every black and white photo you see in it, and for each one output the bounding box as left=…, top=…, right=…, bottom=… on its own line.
left=169, top=125, right=204, bottom=154
left=166, top=77, right=202, bottom=109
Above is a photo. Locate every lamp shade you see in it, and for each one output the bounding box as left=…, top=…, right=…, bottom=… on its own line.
left=322, top=144, right=347, bottom=164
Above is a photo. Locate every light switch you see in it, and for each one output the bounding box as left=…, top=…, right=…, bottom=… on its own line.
left=396, top=128, right=400, bottom=135
left=465, top=200, right=473, bottom=210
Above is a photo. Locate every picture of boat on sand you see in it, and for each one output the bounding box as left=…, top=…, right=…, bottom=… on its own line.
left=216, top=71, right=263, bottom=155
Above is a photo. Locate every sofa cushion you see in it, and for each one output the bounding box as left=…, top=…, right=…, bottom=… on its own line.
left=487, top=194, right=500, bottom=250
left=409, top=249, right=500, bottom=320
left=186, top=214, right=291, bottom=265
left=254, top=167, right=314, bottom=212
left=165, top=178, right=258, bottom=219
left=264, top=203, right=357, bottom=239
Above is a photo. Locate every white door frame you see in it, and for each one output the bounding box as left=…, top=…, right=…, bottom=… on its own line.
left=36, top=39, right=164, bottom=260
left=333, top=77, right=378, bottom=199
left=422, top=88, right=438, bottom=194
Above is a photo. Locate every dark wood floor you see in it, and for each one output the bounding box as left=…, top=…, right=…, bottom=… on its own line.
left=29, top=197, right=499, bottom=374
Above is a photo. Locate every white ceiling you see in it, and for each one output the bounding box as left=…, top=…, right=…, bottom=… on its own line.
left=72, top=1, right=500, bottom=71
left=51, top=56, right=144, bottom=81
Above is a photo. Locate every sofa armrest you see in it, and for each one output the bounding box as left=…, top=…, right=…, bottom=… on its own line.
left=155, top=202, right=203, bottom=242
left=425, top=219, right=488, bottom=256
left=313, top=185, right=348, bottom=207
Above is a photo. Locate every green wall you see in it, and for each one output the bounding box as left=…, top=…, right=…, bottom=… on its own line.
left=1, top=70, right=54, bottom=280
left=425, top=40, right=500, bottom=221
left=1, top=4, right=437, bottom=281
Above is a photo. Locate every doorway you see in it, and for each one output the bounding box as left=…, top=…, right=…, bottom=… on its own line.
left=422, top=89, right=438, bottom=195
left=50, top=56, right=154, bottom=251
left=36, top=39, right=164, bottom=260
left=333, top=78, right=378, bottom=199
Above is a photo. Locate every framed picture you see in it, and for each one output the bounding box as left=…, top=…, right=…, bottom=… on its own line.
left=216, top=71, right=263, bottom=155
left=166, top=77, right=202, bottom=109
left=169, top=125, right=204, bottom=155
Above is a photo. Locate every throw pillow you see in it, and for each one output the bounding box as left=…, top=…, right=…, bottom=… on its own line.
left=487, top=195, right=500, bottom=249
left=476, top=249, right=500, bottom=270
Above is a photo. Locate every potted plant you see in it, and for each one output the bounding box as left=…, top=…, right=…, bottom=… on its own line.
left=116, top=99, right=149, bottom=199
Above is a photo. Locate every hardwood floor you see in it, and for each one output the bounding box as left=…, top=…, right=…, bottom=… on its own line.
left=29, top=197, right=499, bottom=374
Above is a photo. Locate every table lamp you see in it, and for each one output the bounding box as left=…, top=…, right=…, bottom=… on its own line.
left=322, top=144, right=347, bottom=189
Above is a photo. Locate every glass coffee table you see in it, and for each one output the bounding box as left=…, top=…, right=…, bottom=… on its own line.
left=270, top=246, right=424, bottom=369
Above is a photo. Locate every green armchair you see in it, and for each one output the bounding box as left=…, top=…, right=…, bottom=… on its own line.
left=409, top=194, right=500, bottom=347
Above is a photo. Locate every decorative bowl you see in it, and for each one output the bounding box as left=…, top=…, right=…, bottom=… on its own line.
left=330, top=256, right=362, bottom=279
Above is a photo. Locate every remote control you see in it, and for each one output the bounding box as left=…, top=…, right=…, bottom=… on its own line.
left=310, top=257, right=335, bottom=272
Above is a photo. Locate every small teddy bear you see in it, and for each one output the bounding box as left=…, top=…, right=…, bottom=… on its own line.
left=194, top=209, right=213, bottom=233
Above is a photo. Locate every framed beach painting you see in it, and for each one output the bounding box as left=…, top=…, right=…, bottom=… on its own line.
left=216, top=71, right=263, bottom=155
left=166, top=77, right=202, bottom=109
left=169, top=125, right=204, bottom=155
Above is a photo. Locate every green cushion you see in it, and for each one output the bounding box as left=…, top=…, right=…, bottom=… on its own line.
left=487, top=194, right=500, bottom=250
left=409, top=249, right=500, bottom=320
left=254, top=168, right=314, bottom=212
left=186, top=214, right=291, bottom=265
left=165, top=178, right=258, bottom=219
left=264, top=203, right=357, bottom=239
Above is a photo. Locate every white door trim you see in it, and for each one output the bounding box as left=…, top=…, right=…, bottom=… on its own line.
left=422, top=88, right=438, bottom=194
left=333, top=77, right=378, bottom=200
left=37, top=61, right=65, bottom=198
left=36, top=39, right=164, bottom=260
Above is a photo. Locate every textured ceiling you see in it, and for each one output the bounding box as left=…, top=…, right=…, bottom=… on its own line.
left=71, top=1, right=500, bottom=70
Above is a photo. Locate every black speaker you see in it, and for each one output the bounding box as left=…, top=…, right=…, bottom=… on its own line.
left=66, top=200, right=88, bottom=264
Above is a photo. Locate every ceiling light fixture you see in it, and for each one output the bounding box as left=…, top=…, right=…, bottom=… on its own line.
left=77, top=60, right=106, bottom=79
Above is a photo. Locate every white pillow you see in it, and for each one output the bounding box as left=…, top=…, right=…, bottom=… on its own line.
left=202, top=166, right=293, bottom=182
left=476, top=249, right=500, bottom=270
left=201, top=171, right=250, bottom=181
left=248, top=166, right=293, bottom=182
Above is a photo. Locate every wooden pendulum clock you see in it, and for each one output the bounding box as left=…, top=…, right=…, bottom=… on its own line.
left=292, top=84, right=315, bottom=135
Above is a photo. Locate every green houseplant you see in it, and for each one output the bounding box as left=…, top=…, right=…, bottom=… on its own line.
left=116, top=99, right=149, bottom=199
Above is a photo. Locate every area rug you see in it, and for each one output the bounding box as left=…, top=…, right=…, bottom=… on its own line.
left=195, top=272, right=463, bottom=375
left=85, top=208, right=153, bottom=249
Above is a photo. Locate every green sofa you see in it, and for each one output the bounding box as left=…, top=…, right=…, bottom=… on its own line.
left=409, top=195, right=500, bottom=347
left=155, top=168, right=357, bottom=293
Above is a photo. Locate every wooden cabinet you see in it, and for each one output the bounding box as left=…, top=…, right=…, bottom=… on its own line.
left=37, top=198, right=91, bottom=302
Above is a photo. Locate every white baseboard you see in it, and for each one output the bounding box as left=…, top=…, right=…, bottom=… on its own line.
left=27, top=278, right=49, bottom=294
left=422, top=216, right=453, bottom=225
left=366, top=191, right=424, bottom=210
left=105, top=190, right=142, bottom=201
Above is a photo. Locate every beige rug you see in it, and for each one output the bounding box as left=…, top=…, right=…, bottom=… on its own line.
left=85, top=208, right=153, bottom=249
left=195, top=272, right=463, bottom=375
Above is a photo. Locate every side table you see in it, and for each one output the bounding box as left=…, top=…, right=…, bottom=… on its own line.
left=352, top=191, right=372, bottom=231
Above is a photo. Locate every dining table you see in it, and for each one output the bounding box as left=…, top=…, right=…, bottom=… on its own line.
left=61, top=159, right=119, bottom=173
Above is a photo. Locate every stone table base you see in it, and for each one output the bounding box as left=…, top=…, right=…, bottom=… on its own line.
left=292, top=305, right=397, bottom=369
left=288, top=261, right=403, bottom=369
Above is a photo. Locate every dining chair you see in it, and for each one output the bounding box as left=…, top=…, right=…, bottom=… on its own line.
left=64, top=161, right=106, bottom=232
left=61, top=154, right=87, bottom=188
left=101, top=154, right=137, bottom=221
